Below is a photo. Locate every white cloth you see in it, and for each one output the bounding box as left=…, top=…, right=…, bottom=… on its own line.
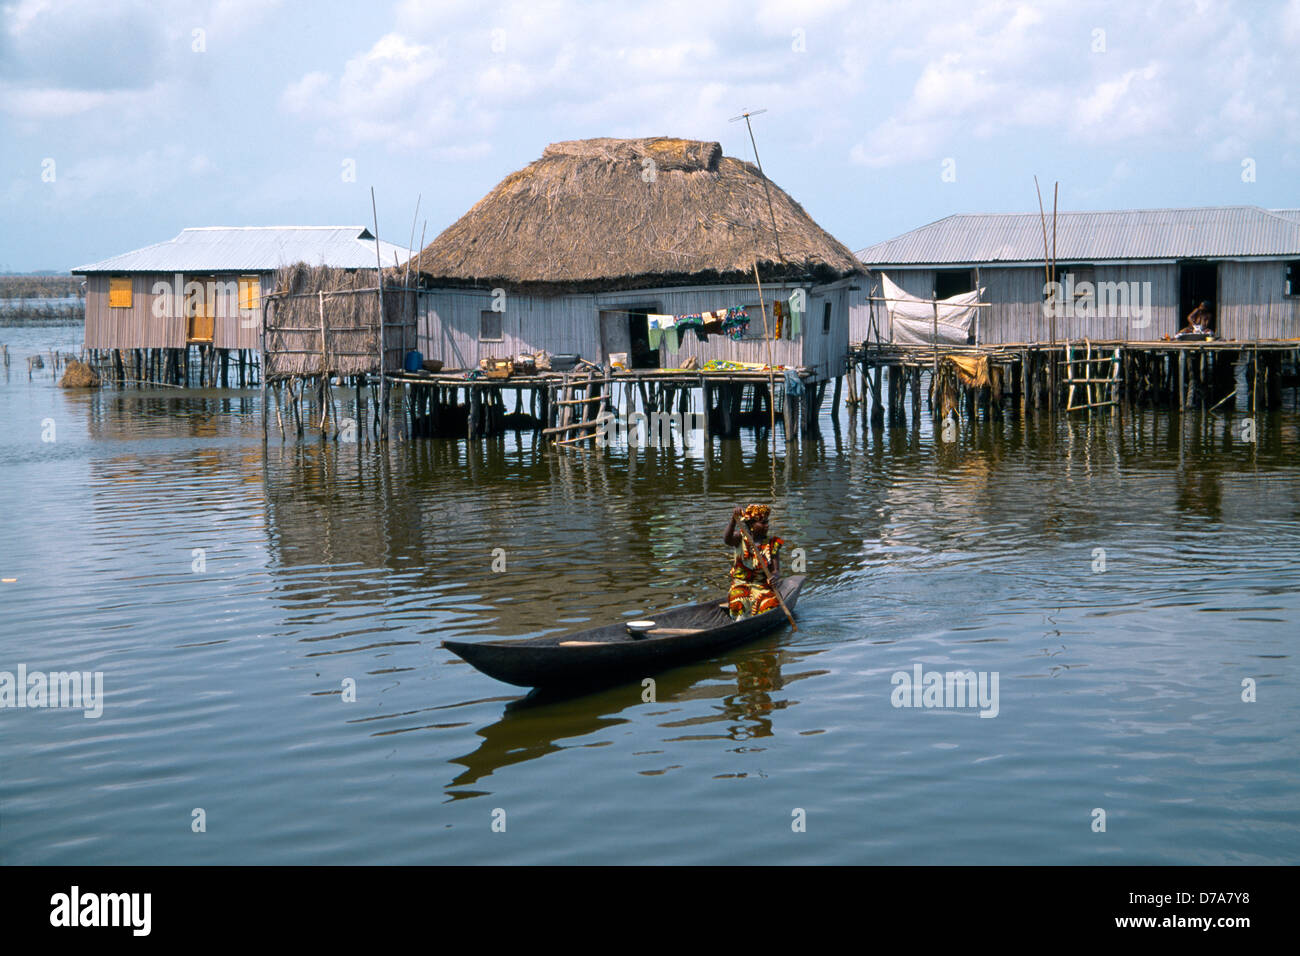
left=881, top=274, right=983, bottom=346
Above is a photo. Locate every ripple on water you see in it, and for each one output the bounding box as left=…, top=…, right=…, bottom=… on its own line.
left=1, top=341, right=1298, bottom=863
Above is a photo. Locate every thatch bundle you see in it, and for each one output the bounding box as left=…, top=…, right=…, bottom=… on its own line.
left=58, top=359, right=100, bottom=388
left=264, top=264, right=415, bottom=380
left=411, top=137, right=863, bottom=292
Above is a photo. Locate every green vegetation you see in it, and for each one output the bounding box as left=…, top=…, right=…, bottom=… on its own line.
left=0, top=275, right=84, bottom=323
left=0, top=274, right=85, bottom=299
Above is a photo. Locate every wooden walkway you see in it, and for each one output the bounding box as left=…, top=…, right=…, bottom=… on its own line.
left=850, top=338, right=1300, bottom=421
left=384, top=365, right=826, bottom=443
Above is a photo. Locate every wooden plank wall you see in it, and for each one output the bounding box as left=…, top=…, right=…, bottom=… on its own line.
left=854, top=265, right=1185, bottom=344
left=418, top=281, right=852, bottom=379
left=83, top=274, right=184, bottom=349
left=213, top=272, right=270, bottom=351
left=84, top=272, right=269, bottom=351
left=1218, top=261, right=1300, bottom=340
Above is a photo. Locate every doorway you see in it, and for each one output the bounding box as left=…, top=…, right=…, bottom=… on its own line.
left=1178, top=261, right=1217, bottom=332
left=628, top=311, right=661, bottom=369
left=186, top=275, right=216, bottom=344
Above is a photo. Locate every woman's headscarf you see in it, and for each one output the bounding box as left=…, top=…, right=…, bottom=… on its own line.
left=740, top=504, right=771, bottom=527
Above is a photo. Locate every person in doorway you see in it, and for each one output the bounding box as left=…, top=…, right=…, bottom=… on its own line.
left=1179, top=300, right=1213, bottom=336
left=724, top=504, right=784, bottom=619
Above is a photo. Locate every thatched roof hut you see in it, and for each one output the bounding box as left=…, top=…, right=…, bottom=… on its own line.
left=413, top=137, right=862, bottom=293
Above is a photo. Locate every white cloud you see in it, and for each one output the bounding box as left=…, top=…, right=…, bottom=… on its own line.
left=283, top=0, right=860, bottom=156
left=851, top=0, right=1299, bottom=171
left=1285, top=0, right=1300, bottom=44
left=1073, top=63, right=1164, bottom=135
left=281, top=33, right=451, bottom=150
left=280, top=71, right=331, bottom=114
left=0, top=81, right=165, bottom=117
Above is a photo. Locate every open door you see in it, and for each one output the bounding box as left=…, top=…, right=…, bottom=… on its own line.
left=599, top=310, right=631, bottom=364
left=627, top=310, right=660, bottom=369
left=1178, top=260, right=1218, bottom=333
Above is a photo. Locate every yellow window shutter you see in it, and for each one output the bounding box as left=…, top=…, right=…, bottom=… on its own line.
left=239, top=276, right=261, bottom=311
left=109, top=276, right=133, bottom=309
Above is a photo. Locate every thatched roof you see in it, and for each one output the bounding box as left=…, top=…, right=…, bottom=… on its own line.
left=412, top=137, right=863, bottom=293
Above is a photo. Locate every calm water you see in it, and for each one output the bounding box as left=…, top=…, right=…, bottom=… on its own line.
left=1, top=324, right=1297, bottom=865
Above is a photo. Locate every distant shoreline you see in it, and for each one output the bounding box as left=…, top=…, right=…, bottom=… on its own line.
left=0, top=315, right=84, bottom=327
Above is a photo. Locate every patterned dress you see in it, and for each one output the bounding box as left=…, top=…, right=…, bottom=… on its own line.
left=728, top=536, right=784, bottom=619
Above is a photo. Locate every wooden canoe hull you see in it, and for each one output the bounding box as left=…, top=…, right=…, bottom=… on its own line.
left=443, top=575, right=805, bottom=689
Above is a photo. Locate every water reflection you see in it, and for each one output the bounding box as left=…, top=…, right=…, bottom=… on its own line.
left=434, top=644, right=828, bottom=795
left=8, top=343, right=1299, bottom=863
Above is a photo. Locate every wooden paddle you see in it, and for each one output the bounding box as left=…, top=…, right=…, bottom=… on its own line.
left=735, top=520, right=798, bottom=631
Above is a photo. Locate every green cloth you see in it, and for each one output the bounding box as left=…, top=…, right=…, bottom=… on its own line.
left=647, top=325, right=662, bottom=349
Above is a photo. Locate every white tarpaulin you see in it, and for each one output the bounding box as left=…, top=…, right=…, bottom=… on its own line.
left=881, top=274, right=984, bottom=346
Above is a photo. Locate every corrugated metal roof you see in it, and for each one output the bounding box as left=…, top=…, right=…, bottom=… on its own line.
left=73, top=226, right=415, bottom=274
left=857, top=206, right=1300, bottom=266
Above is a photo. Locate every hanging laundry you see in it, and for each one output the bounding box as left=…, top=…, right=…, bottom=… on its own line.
left=789, top=300, right=802, bottom=337
left=647, top=314, right=676, bottom=351
left=721, top=305, right=750, bottom=341
left=675, top=313, right=703, bottom=333
left=773, top=300, right=784, bottom=339
left=697, top=309, right=724, bottom=338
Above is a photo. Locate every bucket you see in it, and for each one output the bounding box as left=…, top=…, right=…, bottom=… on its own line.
left=404, top=350, right=424, bottom=372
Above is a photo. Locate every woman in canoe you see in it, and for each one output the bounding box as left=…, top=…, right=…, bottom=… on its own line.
left=724, top=504, right=784, bottom=619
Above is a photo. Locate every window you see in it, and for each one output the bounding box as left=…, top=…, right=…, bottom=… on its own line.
left=108, top=276, right=132, bottom=309
left=238, top=276, right=261, bottom=311
left=739, top=304, right=768, bottom=339
left=823, top=301, right=832, bottom=333
left=1058, top=265, right=1095, bottom=306
left=934, top=269, right=974, bottom=299
left=1287, top=261, right=1300, bottom=297
left=480, top=310, right=503, bottom=341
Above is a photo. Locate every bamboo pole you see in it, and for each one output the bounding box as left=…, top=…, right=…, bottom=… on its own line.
left=371, top=187, right=388, bottom=441
left=751, top=259, right=778, bottom=454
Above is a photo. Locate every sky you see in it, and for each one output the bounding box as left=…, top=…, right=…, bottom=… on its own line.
left=0, top=0, right=1297, bottom=272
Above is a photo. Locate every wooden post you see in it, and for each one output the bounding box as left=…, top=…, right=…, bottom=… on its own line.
left=870, top=365, right=883, bottom=426
left=370, top=188, right=389, bottom=441
left=886, top=365, right=899, bottom=427
left=259, top=301, right=269, bottom=442
left=1178, top=350, right=1187, bottom=411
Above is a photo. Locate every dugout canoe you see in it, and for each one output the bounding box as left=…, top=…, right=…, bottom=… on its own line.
left=442, top=575, right=805, bottom=689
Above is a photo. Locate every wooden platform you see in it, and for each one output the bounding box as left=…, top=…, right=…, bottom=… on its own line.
left=385, top=365, right=813, bottom=388
left=384, top=364, right=825, bottom=443
left=848, top=338, right=1299, bottom=420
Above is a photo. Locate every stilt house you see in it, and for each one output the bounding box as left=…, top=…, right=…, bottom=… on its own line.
left=411, top=137, right=864, bottom=383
